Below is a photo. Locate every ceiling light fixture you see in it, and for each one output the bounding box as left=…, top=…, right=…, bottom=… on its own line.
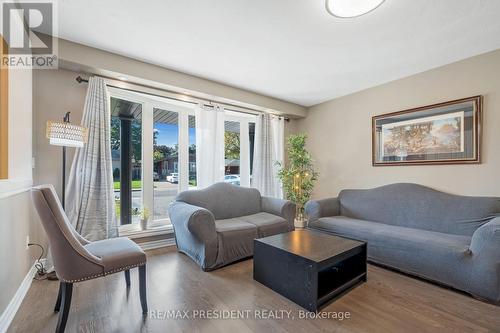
left=325, top=0, right=385, bottom=18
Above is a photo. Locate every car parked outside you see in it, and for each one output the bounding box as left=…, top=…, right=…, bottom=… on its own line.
left=224, top=174, right=240, bottom=186
left=167, top=172, right=179, bottom=183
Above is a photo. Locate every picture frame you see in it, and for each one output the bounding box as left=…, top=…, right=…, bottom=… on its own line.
left=372, top=96, right=482, bottom=166
left=0, top=35, right=8, bottom=179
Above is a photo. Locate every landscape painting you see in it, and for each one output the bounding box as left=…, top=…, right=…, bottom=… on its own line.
left=381, top=111, right=464, bottom=158
left=372, top=96, right=482, bottom=165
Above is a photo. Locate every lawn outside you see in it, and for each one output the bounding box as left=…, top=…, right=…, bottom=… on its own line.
left=114, top=180, right=142, bottom=190
left=114, top=180, right=196, bottom=189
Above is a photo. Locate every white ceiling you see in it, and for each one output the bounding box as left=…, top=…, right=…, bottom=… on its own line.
left=55, top=0, right=500, bottom=107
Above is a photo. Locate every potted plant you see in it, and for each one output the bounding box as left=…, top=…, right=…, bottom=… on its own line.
left=139, top=207, right=150, bottom=231
left=277, top=134, right=318, bottom=228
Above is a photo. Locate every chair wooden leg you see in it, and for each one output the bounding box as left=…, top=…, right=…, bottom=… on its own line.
left=139, top=265, right=148, bottom=315
left=124, top=269, right=131, bottom=287
left=56, top=282, right=73, bottom=333
left=54, top=282, right=62, bottom=312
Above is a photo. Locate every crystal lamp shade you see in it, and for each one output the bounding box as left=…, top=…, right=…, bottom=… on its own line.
left=46, top=121, right=88, bottom=148
left=325, top=0, right=385, bottom=18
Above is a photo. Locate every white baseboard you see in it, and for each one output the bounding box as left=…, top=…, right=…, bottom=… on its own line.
left=0, top=259, right=44, bottom=333
left=138, top=237, right=176, bottom=250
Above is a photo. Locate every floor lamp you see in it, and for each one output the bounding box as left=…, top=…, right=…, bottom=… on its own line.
left=45, top=112, right=87, bottom=280
left=46, top=112, right=88, bottom=209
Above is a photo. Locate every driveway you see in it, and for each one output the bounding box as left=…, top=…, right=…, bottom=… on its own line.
left=114, top=181, right=179, bottom=221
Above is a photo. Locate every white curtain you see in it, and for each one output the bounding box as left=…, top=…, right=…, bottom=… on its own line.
left=271, top=116, right=284, bottom=198
left=65, top=76, right=117, bottom=241
left=195, top=104, right=225, bottom=188
left=252, top=114, right=285, bottom=198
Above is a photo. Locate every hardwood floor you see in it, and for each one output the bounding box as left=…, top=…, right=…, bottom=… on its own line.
left=9, top=247, right=500, bottom=333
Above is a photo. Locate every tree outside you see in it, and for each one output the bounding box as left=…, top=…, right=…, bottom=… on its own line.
left=225, top=131, right=240, bottom=159
left=111, top=117, right=143, bottom=162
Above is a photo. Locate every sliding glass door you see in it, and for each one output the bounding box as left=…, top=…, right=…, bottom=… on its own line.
left=152, top=108, right=179, bottom=222
left=109, top=88, right=257, bottom=230
left=224, top=120, right=240, bottom=185
left=224, top=112, right=255, bottom=187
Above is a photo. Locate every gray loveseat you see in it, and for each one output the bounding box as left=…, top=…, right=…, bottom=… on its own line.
left=169, top=183, right=295, bottom=271
left=305, top=183, right=500, bottom=303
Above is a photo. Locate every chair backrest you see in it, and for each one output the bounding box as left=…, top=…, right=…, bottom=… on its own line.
left=31, top=185, right=103, bottom=281
left=175, top=182, right=262, bottom=220
left=339, top=183, right=500, bottom=236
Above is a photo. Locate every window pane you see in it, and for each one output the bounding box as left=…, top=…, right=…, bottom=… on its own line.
left=131, top=118, right=143, bottom=224
left=224, top=120, right=240, bottom=186
left=189, top=115, right=197, bottom=189
left=153, top=108, right=179, bottom=222
left=110, top=97, right=142, bottom=225
left=111, top=116, right=121, bottom=223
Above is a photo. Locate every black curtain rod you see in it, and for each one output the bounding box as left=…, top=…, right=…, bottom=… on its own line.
left=75, top=76, right=290, bottom=121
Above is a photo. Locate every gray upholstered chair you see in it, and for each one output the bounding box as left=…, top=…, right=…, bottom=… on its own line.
left=31, top=185, right=148, bottom=333
left=169, top=182, right=296, bottom=271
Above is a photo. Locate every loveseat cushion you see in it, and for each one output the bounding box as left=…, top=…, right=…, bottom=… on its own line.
left=214, top=218, right=258, bottom=266
left=310, top=216, right=472, bottom=288
left=240, top=212, right=289, bottom=237
left=215, top=218, right=256, bottom=233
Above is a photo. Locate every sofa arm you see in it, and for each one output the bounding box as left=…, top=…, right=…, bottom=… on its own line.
left=261, top=196, right=296, bottom=231
left=470, top=216, right=500, bottom=256
left=469, top=216, right=500, bottom=302
left=304, top=197, right=340, bottom=222
left=168, top=201, right=218, bottom=270
left=169, top=201, right=217, bottom=243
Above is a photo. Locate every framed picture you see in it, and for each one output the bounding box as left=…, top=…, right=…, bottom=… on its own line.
left=372, top=96, right=482, bottom=166
left=0, top=36, right=8, bottom=179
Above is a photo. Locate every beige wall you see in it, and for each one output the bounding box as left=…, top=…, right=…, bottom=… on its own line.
left=296, top=48, right=500, bottom=199
left=58, top=38, right=307, bottom=118
left=33, top=69, right=87, bottom=196
left=0, top=192, right=44, bottom=314
left=0, top=65, right=41, bottom=316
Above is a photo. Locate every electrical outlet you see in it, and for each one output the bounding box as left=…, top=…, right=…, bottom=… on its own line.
left=26, top=235, right=30, bottom=250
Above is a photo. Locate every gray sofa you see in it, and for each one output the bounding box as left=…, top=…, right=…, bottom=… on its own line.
left=169, top=183, right=296, bottom=271
left=305, top=183, right=500, bottom=303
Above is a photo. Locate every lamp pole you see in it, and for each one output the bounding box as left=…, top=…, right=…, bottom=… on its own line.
left=61, top=111, right=71, bottom=209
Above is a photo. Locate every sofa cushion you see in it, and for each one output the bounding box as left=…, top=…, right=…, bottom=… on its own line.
left=310, top=216, right=472, bottom=288
left=338, top=183, right=500, bottom=236
left=215, top=218, right=256, bottom=233
left=240, top=212, right=289, bottom=237
left=214, top=218, right=258, bottom=266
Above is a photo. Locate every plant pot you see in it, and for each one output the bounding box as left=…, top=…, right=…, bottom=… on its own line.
left=140, top=218, right=148, bottom=231
left=294, top=218, right=307, bottom=229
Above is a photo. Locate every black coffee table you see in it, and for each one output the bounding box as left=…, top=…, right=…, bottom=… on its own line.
left=253, top=229, right=367, bottom=312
